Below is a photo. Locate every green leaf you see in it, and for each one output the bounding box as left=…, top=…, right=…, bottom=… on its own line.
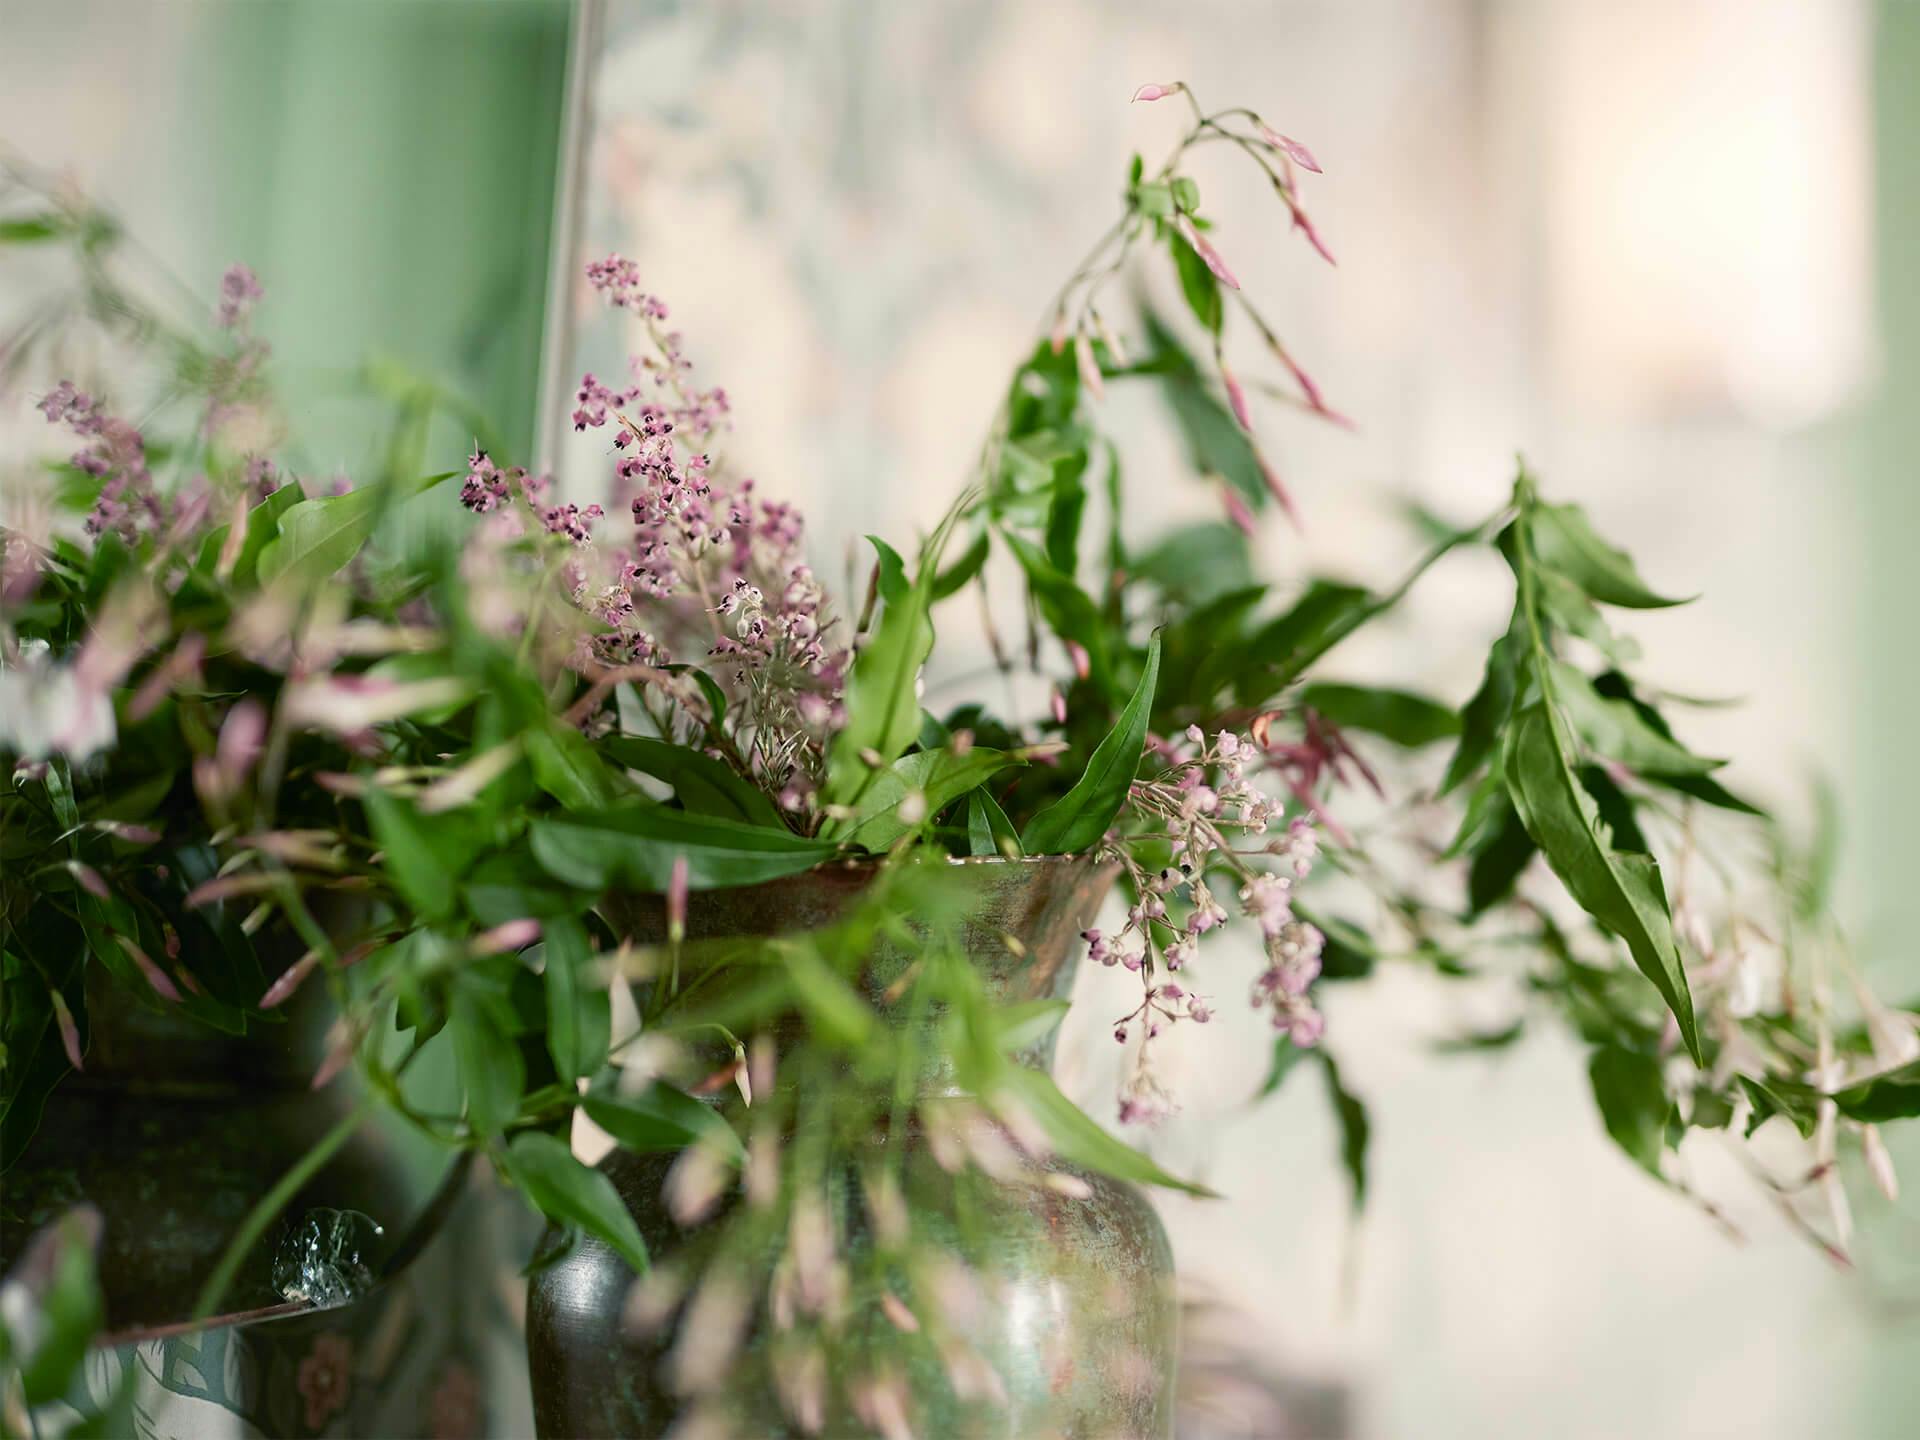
left=1301, top=683, right=1461, bottom=748
left=1260, top=1035, right=1311, bottom=1097
left=1531, top=502, right=1689, bottom=609
left=1130, top=524, right=1255, bottom=608
left=583, top=1078, right=743, bottom=1160
left=542, top=916, right=609, bottom=1082
left=503, top=1131, right=649, bottom=1273
left=1133, top=180, right=1175, bottom=217
left=254, top=471, right=455, bottom=586
left=1588, top=1046, right=1671, bottom=1176
left=867, top=535, right=910, bottom=605
left=452, top=987, right=525, bottom=1137
left=364, top=790, right=468, bottom=922
left=526, top=722, right=622, bottom=808
left=1502, top=703, right=1700, bottom=1063
left=598, top=735, right=783, bottom=828
left=967, top=789, right=1022, bottom=858
left=1235, top=582, right=1375, bottom=704
left=1021, top=633, right=1161, bottom=854
left=991, top=999, right=1071, bottom=1054
left=825, top=534, right=939, bottom=808
left=530, top=806, right=836, bottom=892
left=1550, top=663, right=1723, bottom=777
left=1168, top=229, right=1223, bottom=333
left=1466, top=796, right=1536, bottom=916
left=1170, top=176, right=1201, bottom=214
left=1001, top=530, right=1107, bottom=684
left=932, top=528, right=990, bottom=601
left=835, top=747, right=1022, bottom=851
left=1146, top=313, right=1262, bottom=508
left=780, top=943, right=876, bottom=1050
left=1833, top=1060, right=1920, bottom=1123
left=0, top=214, right=64, bottom=244
left=1319, top=1054, right=1371, bottom=1213
left=994, top=1065, right=1215, bottom=1196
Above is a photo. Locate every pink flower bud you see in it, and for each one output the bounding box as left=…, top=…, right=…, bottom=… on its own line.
left=472, top=918, right=542, bottom=956
left=118, top=935, right=181, bottom=1002
left=1065, top=640, right=1091, bottom=681
left=1050, top=689, right=1068, bottom=725
left=66, top=860, right=109, bottom=900
left=1292, top=207, right=1337, bottom=267
left=1258, top=125, right=1322, bottom=173
left=879, top=1291, right=920, bottom=1334
left=311, top=1020, right=357, bottom=1089
left=1864, top=1125, right=1899, bottom=1203
left=667, top=855, right=690, bottom=945
left=1175, top=215, right=1240, bottom=290
left=50, top=990, right=83, bottom=1072
left=1074, top=331, right=1106, bottom=402
left=94, top=820, right=162, bottom=844
left=1131, top=82, right=1181, bottom=103
left=259, top=949, right=322, bottom=1008
left=1222, top=365, right=1253, bottom=432
left=1257, top=454, right=1301, bottom=529
left=1222, top=485, right=1257, bottom=537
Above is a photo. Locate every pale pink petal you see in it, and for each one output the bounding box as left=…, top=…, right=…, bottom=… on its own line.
left=119, top=935, right=182, bottom=1002
left=1073, top=332, right=1106, bottom=402
left=260, top=950, right=322, bottom=1009
left=51, top=990, right=83, bottom=1071
left=1130, top=82, right=1180, bottom=103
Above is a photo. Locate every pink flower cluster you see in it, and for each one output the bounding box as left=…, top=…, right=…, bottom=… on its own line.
left=1092, top=725, right=1326, bottom=1123
left=38, top=381, right=160, bottom=541
left=459, top=448, right=603, bottom=544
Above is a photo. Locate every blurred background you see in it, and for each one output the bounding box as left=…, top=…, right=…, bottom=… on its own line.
left=3, top=1, right=1915, bottom=1435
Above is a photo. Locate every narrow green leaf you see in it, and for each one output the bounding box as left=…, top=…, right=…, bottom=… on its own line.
left=867, top=535, right=910, bottom=605
left=1466, top=796, right=1536, bottom=916
left=599, top=735, right=783, bottom=828
left=542, top=916, right=609, bottom=1082
left=1551, top=663, right=1723, bottom=777
left=452, top=988, right=524, bottom=1137
left=1168, top=230, right=1223, bottom=333
left=504, top=1132, right=649, bottom=1272
left=780, top=944, right=875, bottom=1050
left=1001, top=530, right=1107, bottom=685
left=932, top=528, right=990, bottom=600
left=825, top=534, right=939, bottom=807
left=1021, top=633, right=1161, bottom=855
left=0, top=215, right=64, bottom=244
left=994, top=1065, right=1216, bottom=1196
left=834, top=747, right=1022, bottom=850
left=364, top=790, right=463, bottom=921
left=1301, top=683, right=1461, bottom=748
left=529, top=806, right=836, bottom=892
left=1834, top=1060, right=1920, bottom=1123
left=1503, top=703, right=1700, bottom=1063
left=992, top=999, right=1071, bottom=1054
left=1589, top=1046, right=1670, bottom=1176
left=255, top=471, right=454, bottom=586
left=967, top=789, right=1022, bottom=858
left=1235, top=582, right=1374, bottom=704
left=1320, top=1054, right=1371, bottom=1212
left=583, top=1079, right=744, bottom=1160
left=526, top=722, right=622, bottom=808
left=1532, top=502, right=1689, bottom=609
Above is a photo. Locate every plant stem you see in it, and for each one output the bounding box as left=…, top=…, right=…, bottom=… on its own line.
left=189, top=1099, right=370, bottom=1322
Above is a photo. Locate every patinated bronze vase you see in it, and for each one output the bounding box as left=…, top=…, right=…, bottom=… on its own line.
left=526, top=856, right=1180, bottom=1439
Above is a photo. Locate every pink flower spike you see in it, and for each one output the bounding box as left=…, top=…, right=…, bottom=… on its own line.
left=1222, top=365, right=1253, bottom=432
left=50, top=990, right=83, bottom=1072
left=1175, top=216, right=1240, bottom=291
left=1258, top=125, right=1322, bottom=173
left=119, top=935, right=182, bottom=1002
left=667, top=855, right=690, bottom=945
left=1131, top=82, right=1181, bottom=104
left=1222, top=485, right=1257, bottom=538
left=1074, top=332, right=1106, bottom=402
left=260, top=950, right=322, bottom=1009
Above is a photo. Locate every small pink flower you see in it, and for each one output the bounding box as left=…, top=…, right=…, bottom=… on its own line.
left=1175, top=215, right=1239, bottom=290
left=297, top=1331, right=353, bottom=1430
left=1130, top=82, right=1181, bottom=103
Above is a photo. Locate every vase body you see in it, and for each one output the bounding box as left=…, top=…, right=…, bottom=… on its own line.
left=1, top=969, right=529, bottom=1438
left=526, top=857, right=1179, bottom=1439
